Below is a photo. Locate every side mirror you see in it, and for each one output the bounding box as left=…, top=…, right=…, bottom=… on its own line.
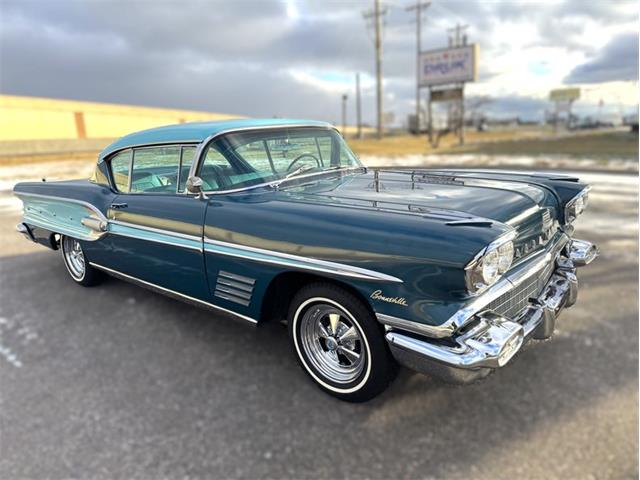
left=185, top=176, right=207, bottom=199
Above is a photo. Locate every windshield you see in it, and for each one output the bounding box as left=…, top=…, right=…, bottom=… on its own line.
left=197, top=127, right=362, bottom=192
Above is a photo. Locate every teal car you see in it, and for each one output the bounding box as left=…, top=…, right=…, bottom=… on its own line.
left=14, top=119, right=598, bottom=402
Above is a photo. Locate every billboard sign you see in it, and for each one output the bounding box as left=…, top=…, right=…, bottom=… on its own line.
left=549, top=88, right=580, bottom=102
left=419, top=45, right=478, bottom=87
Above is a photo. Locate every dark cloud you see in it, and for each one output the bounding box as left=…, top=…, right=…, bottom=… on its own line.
left=565, top=31, right=639, bottom=84
left=0, top=0, right=637, bottom=125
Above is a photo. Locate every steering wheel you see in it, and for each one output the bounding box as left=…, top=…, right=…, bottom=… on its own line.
left=286, top=153, right=321, bottom=173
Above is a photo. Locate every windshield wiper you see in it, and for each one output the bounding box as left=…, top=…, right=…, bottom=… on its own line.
left=284, top=164, right=317, bottom=180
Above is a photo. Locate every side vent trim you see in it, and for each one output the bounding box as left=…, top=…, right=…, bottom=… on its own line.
left=215, top=270, right=255, bottom=307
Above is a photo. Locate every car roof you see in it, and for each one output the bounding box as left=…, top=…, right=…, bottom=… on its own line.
left=99, top=118, right=335, bottom=161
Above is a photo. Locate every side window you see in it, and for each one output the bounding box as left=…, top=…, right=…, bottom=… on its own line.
left=130, top=146, right=181, bottom=193
left=200, top=147, right=234, bottom=191
left=110, top=150, right=132, bottom=192
left=178, top=146, right=197, bottom=193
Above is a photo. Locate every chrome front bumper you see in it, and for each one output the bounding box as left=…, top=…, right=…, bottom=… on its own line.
left=385, top=237, right=597, bottom=383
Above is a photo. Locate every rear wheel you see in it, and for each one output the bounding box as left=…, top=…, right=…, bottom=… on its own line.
left=288, top=283, right=397, bottom=402
left=61, top=235, right=104, bottom=286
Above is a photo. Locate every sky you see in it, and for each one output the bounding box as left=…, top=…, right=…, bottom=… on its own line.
left=1, top=0, right=638, bottom=126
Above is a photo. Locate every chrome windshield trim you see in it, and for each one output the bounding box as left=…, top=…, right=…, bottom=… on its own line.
left=187, top=124, right=363, bottom=195
left=14, top=191, right=109, bottom=223
left=89, top=262, right=257, bottom=324
left=203, top=237, right=403, bottom=284
left=202, top=167, right=364, bottom=195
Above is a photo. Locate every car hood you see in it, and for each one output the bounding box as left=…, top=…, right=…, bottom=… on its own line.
left=282, top=169, right=552, bottom=224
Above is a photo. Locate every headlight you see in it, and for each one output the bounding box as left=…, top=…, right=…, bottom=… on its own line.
left=564, top=187, right=590, bottom=224
left=465, top=233, right=515, bottom=295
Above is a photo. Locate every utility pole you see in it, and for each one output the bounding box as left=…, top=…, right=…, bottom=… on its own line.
left=447, top=23, right=469, bottom=47
left=447, top=23, right=469, bottom=145
left=363, top=0, right=387, bottom=139
left=341, top=93, right=348, bottom=136
left=406, top=1, right=430, bottom=135
left=356, top=73, right=363, bottom=139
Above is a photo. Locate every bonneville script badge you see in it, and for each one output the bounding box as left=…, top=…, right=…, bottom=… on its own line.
left=370, top=290, right=408, bottom=306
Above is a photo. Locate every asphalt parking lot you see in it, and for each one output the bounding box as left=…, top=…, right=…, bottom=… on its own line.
left=0, top=168, right=637, bottom=479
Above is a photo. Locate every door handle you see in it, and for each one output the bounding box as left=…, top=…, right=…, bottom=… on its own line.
left=110, top=203, right=128, bottom=210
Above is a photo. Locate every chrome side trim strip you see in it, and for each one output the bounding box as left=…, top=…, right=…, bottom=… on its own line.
left=107, top=220, right=203, bottom=252
left=108, top=219, right=202, bottom=242
left=18, top=217, right=90, bottom=241
left=203, top=237, right=403, bottom=283
left=14, top=192, right=109, bottom=222
left=108, top=230, right=203, bottom=252
left=89, top=262, right=257, bottom=324
left=378, top=313, right=455, bottom=338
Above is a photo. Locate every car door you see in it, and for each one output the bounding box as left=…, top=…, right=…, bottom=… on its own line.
left=104, top=145, right=210, bottom=301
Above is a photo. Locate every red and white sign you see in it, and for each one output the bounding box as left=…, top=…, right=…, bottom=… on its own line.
left=419, top=45, right=478, bottom=87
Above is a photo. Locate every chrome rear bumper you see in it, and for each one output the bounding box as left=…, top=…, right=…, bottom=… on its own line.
left=385, top=238, right=596, bottom=383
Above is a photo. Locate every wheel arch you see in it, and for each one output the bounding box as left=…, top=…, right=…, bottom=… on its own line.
left=259, top=271, right=376, bottom=324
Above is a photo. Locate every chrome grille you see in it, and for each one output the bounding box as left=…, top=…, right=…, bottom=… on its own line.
left=486, top=259, right=555, bottom=319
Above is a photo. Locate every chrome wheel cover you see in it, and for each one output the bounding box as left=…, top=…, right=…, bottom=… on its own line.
left=298, top=302, right=366, bottom=384
left=62, top=236, right=85, bottom=280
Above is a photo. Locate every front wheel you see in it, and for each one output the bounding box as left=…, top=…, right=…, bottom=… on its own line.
left=288, top=283, right=397, bottom=402
left=60, top=235, right=104, bottom=287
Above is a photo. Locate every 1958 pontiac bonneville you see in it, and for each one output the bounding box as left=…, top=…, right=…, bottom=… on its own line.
left=14, top=119, right=598, bottom=401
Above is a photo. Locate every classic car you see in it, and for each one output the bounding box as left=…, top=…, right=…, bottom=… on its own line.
left=14, top=119, right=598, bottom=402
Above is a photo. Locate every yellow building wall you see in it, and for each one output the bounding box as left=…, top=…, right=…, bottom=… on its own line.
left=0, top=95, right=243, bottom=141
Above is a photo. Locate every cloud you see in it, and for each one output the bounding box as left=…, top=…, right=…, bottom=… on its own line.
left=565, top=31, right=639, bottom=84
left=0, top=0, right=638, bottom=125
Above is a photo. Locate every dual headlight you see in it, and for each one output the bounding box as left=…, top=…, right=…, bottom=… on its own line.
left=465, top=233, right=515, bottom=295
left=565, top=187, right=590, bottom=224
